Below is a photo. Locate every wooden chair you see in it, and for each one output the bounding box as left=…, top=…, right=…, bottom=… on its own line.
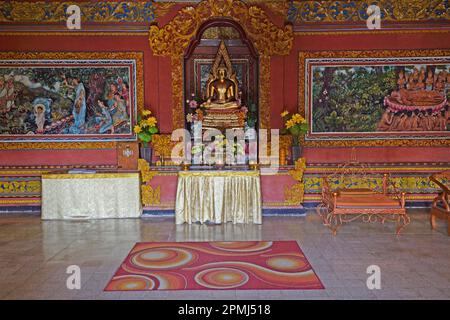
left=317, top=159, right=409, bottom=235
left=430, top=171, right=450, bottom=236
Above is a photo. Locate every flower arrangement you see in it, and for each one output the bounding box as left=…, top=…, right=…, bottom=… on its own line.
left=134, top=109, right=158, bottom=147
left=190, top=134, right=245, bottom=165
left=186, top=93, right=207, bottom=123
left=281, top=111, right=308, bottom=145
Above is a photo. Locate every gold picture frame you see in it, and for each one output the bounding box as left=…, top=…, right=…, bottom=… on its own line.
left=298, top=49, right=450, bottom=147
left=0, top=51, right=144, bottom=150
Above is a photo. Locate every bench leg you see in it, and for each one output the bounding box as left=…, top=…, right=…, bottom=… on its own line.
left=430, top=212, right=436, bottom=230
left=396, top=213, right=410, bottom=235
left=447, top=216, right=450, bottom=236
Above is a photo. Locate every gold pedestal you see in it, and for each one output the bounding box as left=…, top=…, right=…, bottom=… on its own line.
left=202, top=108, right=245, bottom=130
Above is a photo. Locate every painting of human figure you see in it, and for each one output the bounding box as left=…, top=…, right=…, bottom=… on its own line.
left=0, top=56, right=138, bottom=141
left=308, top=58, right=450, bottom=136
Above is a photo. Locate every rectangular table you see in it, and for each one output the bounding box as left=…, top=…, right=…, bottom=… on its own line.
left=41, top=172, right=142, bottom=220
left=175, top=170, right=262, bottom=225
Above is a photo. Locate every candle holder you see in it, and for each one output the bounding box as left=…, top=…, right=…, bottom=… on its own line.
left=181, top=162, right=190, bottom=171
left=249, top=161, right=259, bottom=170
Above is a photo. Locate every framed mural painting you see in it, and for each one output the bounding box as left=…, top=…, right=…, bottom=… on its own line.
left=0, top=52, right=143, bottom=146
left=299, top=50, right=450, bottom=147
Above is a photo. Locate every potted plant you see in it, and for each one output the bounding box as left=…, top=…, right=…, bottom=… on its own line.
left=134, top=109, right=158, bottom=164
left=281, top=111, right=308, bottom=163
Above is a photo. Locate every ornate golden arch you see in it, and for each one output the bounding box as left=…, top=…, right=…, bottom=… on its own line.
left=148, top=0, right=293, bottom=129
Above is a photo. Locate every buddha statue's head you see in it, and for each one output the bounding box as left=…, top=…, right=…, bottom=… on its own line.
left=217, top=67, right=227, bottom=80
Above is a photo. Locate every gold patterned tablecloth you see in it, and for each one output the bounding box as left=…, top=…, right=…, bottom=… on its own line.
left=41, top=172, right=142, bottom=220
left=175, top=171, right=262, bottom=225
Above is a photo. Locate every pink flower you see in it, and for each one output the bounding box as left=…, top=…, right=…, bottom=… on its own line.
left=189, top=100, right=198, bottom=108
left=241, top=106, right=248, bottom=114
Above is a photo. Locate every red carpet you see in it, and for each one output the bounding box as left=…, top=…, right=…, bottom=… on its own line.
left=105, top=241, right=324, bottom=291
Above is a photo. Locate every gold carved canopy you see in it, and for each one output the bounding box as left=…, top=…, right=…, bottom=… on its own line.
left=148, top=0, right=294, bottom=129
left=205, top=40, right=239, bottom=101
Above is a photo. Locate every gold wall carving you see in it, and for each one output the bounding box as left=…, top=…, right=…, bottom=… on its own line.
left=298, top=49, right=450, bottom=147
left=0, top=51, right=143, bottom=150
left=0, top=180, right=40, bottom=194
left=303, top=175, right=447, bottom=194
left=148, top=0, right=293, bottom=129
left=290, top=0, right=449, bottom=24
left=250, top=0, right=289, bottom=17
left=280, top=135, right=293, bottom=153
left=151, top=134, right=180, bottom=158
left=0, top=1, right=175, bottom=23
left=284, top=157, right=306, bottom=205
left=149, top=0, right=293, bottom=57
left=259, top=56, right=272, bottom=130
left=138, top=159, right=161, bottom=206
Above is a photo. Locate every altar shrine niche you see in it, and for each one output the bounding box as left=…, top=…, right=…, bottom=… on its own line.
left=184, top=23, right=259, bottom=134
left=183, top=23, right=259, bottom=166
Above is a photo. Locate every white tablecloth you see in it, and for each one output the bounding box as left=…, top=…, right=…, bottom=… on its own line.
left=41, top=172, right=142, bottom=220
left=175, top=170, right=262, bottom=225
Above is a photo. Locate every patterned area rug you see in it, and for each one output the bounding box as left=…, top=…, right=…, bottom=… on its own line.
left=105, top=241, right=324, bottom=291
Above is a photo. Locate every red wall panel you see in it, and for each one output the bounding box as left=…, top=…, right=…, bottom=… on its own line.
left=0, top=149, right=117, bottom=166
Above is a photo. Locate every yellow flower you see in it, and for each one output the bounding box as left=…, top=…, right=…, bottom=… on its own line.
left=133, top=125, right=142, bottom=134
left=281, top=110, right=289, bottom=117
left=145, top=117, right=157, bottom=127
left=286, top=119, right=295, bottom=129
left=292, top=113, right=306, bottom=124
left=142, top=110, right=152, bottom=116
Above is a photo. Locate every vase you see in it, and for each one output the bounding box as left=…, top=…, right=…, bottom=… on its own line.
left=192, top=153, right=202, bottom=165
left=139, top=146, right=153, bottom=164
left=291, top=145, right=302, bottom=164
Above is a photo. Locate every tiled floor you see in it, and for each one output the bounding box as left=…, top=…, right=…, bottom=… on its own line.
left=0, top=209, right=449, bottom=300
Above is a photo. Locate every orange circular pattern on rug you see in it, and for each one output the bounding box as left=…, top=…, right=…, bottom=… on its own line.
left=194, top=267, right=249, bottom=289
left=107, top=275, right=155, bottom=291
left=209, top=241, right=272, bottom=252
left=266, top=255, right=309, bottom=272
left=130, top=248, right=195, bottom=269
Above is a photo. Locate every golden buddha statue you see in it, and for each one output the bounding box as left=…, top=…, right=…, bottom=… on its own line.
left=200, top=40, right=245, bottom=130
left=203, top=65, right=239, bottom=110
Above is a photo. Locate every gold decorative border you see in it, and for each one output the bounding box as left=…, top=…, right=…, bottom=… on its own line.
left=0, top=180, right=40, bottom=194
left=178, top=170, right=260, bottom=177
left=294, top=29, right=450, bottom=36
left=0, top=199, right=40, bottom=204
left=138, top=159, right=161, bottom=206
left=148, top=0, right=293, bottom=130
left=307, top=166, right=450, bottom=173
left=289, top=0, right=450, bottom=24
left=0, top=51, right=144, bottom=150
left=298, top=49, right=450, bottom=147
left=304, top=194, right=437, bottom=201
left=0, top=32, right=150, bottom=37
left=42, top=173, right=139, bottom=179
left=284, top=158, right=306, bottom=205
left=0, top=1, right=175, bottom=23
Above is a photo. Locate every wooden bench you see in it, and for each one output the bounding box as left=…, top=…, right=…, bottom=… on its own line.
left=430, top=171, right=450, bottom=236
left=316, top=162, right=410, bottom=235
